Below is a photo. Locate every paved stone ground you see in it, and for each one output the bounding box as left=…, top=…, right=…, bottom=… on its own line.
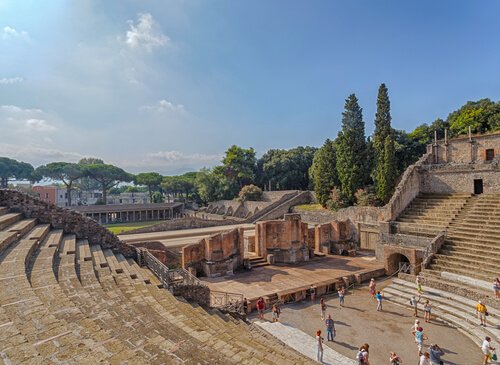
left=251, top=281, right=483, bottom=365
left=202, top=254, right=383, bottom=299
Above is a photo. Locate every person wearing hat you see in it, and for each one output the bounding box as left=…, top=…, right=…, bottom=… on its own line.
left=476, top=300, right=488, bottom=326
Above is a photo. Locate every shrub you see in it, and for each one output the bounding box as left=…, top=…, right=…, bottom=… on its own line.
left=354, top=188, right=378, bottom=206
left=238, top=184, right=263, bottom=202
left=326, top=186, right=349, bottom=211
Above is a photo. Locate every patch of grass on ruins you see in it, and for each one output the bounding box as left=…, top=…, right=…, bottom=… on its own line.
left=104, top=220, right=164, bottom=234
left=293, top=204, right=324, bottom=211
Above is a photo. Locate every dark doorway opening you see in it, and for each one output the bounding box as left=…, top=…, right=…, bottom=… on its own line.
left=474, top=179, right=483, bottom=194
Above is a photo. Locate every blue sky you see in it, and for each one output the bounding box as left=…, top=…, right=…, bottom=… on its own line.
left=1, top=0, right=499, bottom=174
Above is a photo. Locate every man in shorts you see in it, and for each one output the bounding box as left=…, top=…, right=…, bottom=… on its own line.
left=476, top=300, right=487, bottom=326
left=256, top=297, right=265, bottom=320
left=482, top=336, right=495, bottom=365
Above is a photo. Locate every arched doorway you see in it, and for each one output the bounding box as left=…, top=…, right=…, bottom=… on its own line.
left=386, top=253, right=410, bottom=275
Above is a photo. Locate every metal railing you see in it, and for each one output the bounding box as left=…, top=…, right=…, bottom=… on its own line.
left=210, top=290, right=244, bottom=312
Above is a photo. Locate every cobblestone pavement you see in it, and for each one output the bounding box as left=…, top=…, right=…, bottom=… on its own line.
left=251, top=281, right=483, bottom=365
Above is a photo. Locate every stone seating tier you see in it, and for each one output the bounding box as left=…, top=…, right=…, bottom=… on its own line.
left=0, top=205, right=314, bottom=364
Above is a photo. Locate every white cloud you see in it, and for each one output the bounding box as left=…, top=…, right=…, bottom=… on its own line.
left=125, top=13, right=169, bottom=52
left=2, top=26, right=29, bottom=40
left=25, top=119, right=57, bottom=132
left=0, top=77, right=23, bottom=85
left=0, top=105, right=58, bottom=134
left=140, top=99, right=185, bottom=113
left=0, top=143, right=84, bottom=166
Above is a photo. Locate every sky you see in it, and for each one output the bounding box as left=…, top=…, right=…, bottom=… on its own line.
left=1, top=0, right=499, bottom=175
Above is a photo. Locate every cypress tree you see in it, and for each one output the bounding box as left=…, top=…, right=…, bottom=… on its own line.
left=373, top=83, right=397, bottom=202
left=309, top=139, right=338, bottom=207
left=336, top=94, right=368, bottom=202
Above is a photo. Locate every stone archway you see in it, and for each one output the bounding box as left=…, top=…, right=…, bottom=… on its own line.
left=384, top=246, right=420, bottom=276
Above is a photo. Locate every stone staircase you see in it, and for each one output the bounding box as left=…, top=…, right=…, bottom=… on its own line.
left=0, top=205, right=315, bottom=364
left=395, top=193, right=471, bottom=236
left=427, top=194, right=500, bottom=284
left=383, top=279, right=499, bottom=348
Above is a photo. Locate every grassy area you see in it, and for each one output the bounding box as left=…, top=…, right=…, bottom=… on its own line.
left=104, top=220, right=164, bottom=234
left=293, top=203, right=324, bottom=211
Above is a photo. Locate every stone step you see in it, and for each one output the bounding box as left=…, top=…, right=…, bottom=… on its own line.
left=439, top=248, right=500, bottom=264
left=255, top=321, right=356, bottom=365
left=0, top=207, right=7, bottom=216
left=429, top=261, right=493, bottom=282
left=421, top=270, right=495, bottom=298
left=383, top=286, right=498, bottom=348
left=448, top=232, right=500, bottom=244
left=391, top=278, right=500, bottom=322
left=434, top=254, right=500, bottom=271
left=0, top=212, right=22, bottom=231
left=440, top=244, right=497, bottom=257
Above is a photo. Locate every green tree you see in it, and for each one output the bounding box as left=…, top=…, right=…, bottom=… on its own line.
left=238, top=184, right=263, bottom=201
left=336, top=94, right=369, bottom=202
left=309, top=139, right=338, bottom=207
left=222, top=145, right=257, bottom=192
left=447, top=99, right=500, bottom=136
left=373, top=84, right=397, bottom=203
left=134, top=172, right=163, bottom=203
left=0, top=157, right=34, bottom=188
left=85, top=163, right=133, bottom=204
left=195, top=168, right=227, bottom=204
left=76, top=157, right=104, bottom=192
left=35, top=162, right=83, bottom=206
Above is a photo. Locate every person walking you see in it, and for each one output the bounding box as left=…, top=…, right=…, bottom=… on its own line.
left=316, top=330, right=324, bottom=363
left=482, top=336, right=495, bottom=365
left=389, top=351, right=402, bottom=365
left=338, top=286, right=345, bottom=307
left=418, top=352, right=430, bottom=365
left=428, top=344, right=444, bottom=365
left=320, top=297, right=326, bottom=320
left=416, top=275, right=424, bottom=294
left=256, top=297, right=265, bottom=320
left=375, top=291, right=383, bottom=311
left=325, top=314, right=336, bottom=342
left=310, top=285, right=316, bottom=302
left=271, top=304, right=279, bottom=323
left=424, top=300, right=432, bottom=323
left=410, top=295, right=420, bottom=317
left=476, top=300, right=488, bottom=326
left=369, top=279, right=376, bottom=299
left=357, top=344, right=370, bottom=365
left=413, top=326, right=428, bottom=356
left=493, top=278, right=500, bottom=299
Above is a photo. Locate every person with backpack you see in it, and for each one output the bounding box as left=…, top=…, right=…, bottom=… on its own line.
left=482, top=336, right=496, bottom=365
left=357, top=344, right=370, bottom=365
left=476, top=300, right=488, bottom=326
left=389, top=351, right=402, bottom=365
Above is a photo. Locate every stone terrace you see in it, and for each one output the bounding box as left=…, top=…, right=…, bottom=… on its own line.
left=0, top=196, right=316, bottom=364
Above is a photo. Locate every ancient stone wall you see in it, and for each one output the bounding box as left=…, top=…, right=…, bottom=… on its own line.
left=421, top=165, right=500, bottom=194
left=314, top=221, right=354, bottom=254
left=432, top=132, right=500, bottom=164
left=130, top=241, right=181, bottom=267
left=181, top=227, right=244, bottom=277
left=121, top=216, right=241, bottom=234
left=0, top=189, right=134, bottom=257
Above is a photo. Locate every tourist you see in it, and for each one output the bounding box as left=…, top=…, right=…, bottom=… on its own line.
left=494, top=278, right=500, bottom=299
left=320, top=297, right=326, bottom=320
left=338, top=286, right=345, bottom=307
left=416, top=275, right=424, bottom=294
left=423, top=300, right=432, bottom=323
left=476, top=300, right=488, bottom=326
left=272, top=304, right=279, bottom=322
left=389, top=351, right=402, bottom=365
left=418, top=351, right=430, bottom=365
left=369, top=278, right=376, bottom=299
left=375, top=291, right=383, bottom=311
left=411, top=319, right=420, bottom=333
left=310, top=285, right=316, bottom=302
left=276, top=302, right=281, bottom=321
left=257, top=297, right=265, bottom=320
left=325, top=314, right=336, bottom=342
left=316, top=329, right=323, bottom=363
left=357, top=344, right=370, bottom=365
left=410, top=295, right=420, bottom=317
left=413, top=327, right=428, bottom=355
left=482, top=336, right=495, bottom=365
left=428, top=344, right=444, bottom=365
